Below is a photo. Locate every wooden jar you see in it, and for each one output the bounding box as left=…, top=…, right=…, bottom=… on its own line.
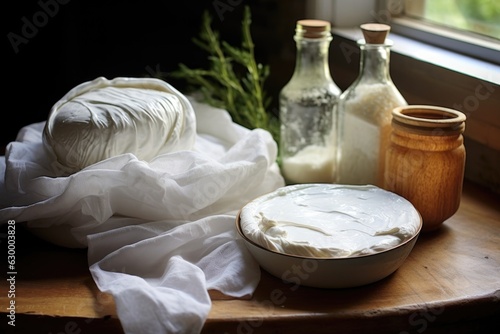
left=383, top=105, right=466, bottom=232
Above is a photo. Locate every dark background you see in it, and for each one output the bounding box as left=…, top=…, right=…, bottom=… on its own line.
left=4, top=0, right=309, bottom=150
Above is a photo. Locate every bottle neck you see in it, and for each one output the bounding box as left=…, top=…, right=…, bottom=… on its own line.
left=293, top=36, right=333, bottom=79
left=357, top=40, right=393, bottom=83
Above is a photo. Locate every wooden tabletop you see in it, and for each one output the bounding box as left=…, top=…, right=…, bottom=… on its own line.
left=1, top=180, right=499, bottom=334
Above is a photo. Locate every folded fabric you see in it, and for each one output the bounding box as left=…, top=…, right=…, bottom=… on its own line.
left=0, top=97, right=284, bottom=333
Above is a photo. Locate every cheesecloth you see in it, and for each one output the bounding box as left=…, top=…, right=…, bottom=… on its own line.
left=0, top=95, right=284, bottom=333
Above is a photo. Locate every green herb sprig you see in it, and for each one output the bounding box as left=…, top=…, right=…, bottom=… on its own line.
left=169, top=6, right=279, bottom=145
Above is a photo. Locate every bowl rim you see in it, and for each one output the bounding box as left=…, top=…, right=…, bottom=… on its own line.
left=235, top=208, right=423, bottom=261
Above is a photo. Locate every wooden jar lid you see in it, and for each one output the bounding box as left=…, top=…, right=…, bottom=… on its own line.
left=360, top=23, right=391, bottom=44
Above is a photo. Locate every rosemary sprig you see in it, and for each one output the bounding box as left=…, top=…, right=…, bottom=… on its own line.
left=169, top=6, right=279, bottom=145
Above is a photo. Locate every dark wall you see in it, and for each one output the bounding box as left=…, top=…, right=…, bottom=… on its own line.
left=4, top=0, right=306, bottom=150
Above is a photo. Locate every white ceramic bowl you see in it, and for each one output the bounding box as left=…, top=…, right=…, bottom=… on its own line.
left=236, top=184, right=422, bottom=289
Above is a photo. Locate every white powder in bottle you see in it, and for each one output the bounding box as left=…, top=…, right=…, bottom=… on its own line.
left=338, top=83, right=406, bottom=186
left=282, top=144, right=335, bottom=184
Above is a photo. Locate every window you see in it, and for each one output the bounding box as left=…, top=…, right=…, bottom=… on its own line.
left=382, top=0, right=500, bottom=65
left=308, top=0, right=500, bottom=75
left=404, top=0, right=500, bottom=40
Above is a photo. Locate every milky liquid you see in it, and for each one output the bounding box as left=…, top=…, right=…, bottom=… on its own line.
left=282, top=145, right=335, bottom=184
left=280, top=87, right=338, bottom=184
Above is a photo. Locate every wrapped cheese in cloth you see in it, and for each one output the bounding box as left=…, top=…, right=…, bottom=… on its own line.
left=0, top=76, right=284, bottom=333
left=43, top=76, right=197, bottom=174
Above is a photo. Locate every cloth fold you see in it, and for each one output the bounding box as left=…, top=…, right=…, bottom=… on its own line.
left=0, top=97, right=284, bottom=333
left=88, top=216, right=260, bottom=334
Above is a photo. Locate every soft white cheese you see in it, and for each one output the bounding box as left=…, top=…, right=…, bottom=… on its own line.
left=240, top=184, right=421, bottom=258
left=43, top=77, right=196, bottom=174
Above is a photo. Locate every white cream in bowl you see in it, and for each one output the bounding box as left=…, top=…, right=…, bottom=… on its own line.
left=240, top=184, right=421, bottom=258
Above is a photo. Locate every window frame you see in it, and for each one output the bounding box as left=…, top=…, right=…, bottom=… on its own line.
left=380, top=0, right=500, bottom=66
left=306, top=0, right=500, bottom=104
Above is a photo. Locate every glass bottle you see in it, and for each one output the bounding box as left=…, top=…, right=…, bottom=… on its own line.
left=383, top=105, right=466, bottom=232
left=337, top=23, right=407, bottom=187
left=279, top=19, right=341, bottom=185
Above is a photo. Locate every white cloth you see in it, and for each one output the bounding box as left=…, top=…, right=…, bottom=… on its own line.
left=0, top=98, right=284, bottom=333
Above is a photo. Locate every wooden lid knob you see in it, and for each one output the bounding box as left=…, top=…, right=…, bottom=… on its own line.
left=360, top=23, right=391, bottom=44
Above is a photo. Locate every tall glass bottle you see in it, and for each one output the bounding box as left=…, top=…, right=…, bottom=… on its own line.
left=279, top=19, right=341, bottom=184
left=337, top=23, right=407, bottom=187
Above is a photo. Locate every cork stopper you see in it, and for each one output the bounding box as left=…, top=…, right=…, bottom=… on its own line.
left=360, top=23, right=391, bottom=44
left=296, top=19, right=331, bottom=38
